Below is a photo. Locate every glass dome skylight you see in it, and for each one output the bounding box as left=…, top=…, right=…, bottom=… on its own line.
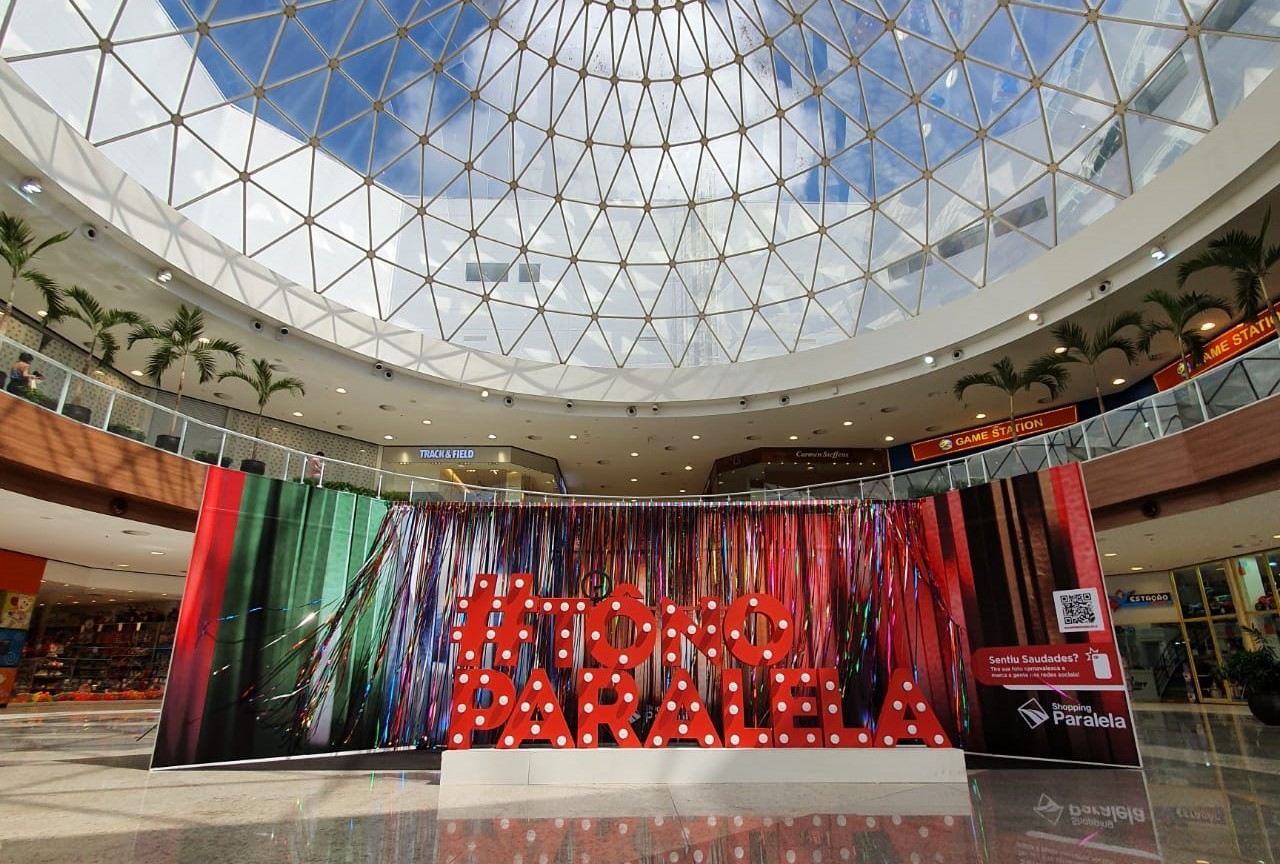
left=3, top=0, right=1279, bottom=368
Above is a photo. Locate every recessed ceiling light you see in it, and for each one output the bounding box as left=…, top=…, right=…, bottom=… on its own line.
left=1129, top=565, right=1144, bottom=571
left=480, top=389, right=489, bottom=398
left=1111, top=377, right=1126, bottom=386
left=842, top=420, right=853, bottom=426
left=1053, top=346, right=1067, bottom=354
left=569, top=434, right=578, bottom=440
left=487, top=433, right=497, bottom=439
left=422, top=419, right=432, bottom=425
left=18, top=177, right=42, bottom=194
left=683, top=465, right=693, bottom=471
left=115, top=563, right=130, bottom=568
left=691, top=434, right=701, bottom=440
left=156, top=268, right=173, bottom=283
left=1200, top=322, right=1216, bottom=331
left=36, top=309, right=47, bottom=318
left=292, top=411, right=303, bottom=417
left=1027, top=311, right=1040, bottom=322
left=383, top=434, right=395, bottom=440
left=130, top=369, right=144, bottom=376
left=630, top=452, right=639, bottom=457
left=149, top=551, right=165, bottom=556
left=1103, top=552, right=1118, bottom=558
left=884, top=435, right=895, bottom=442
left=923, top=354, right=936, bottom=365
left=1149, top=246, right=1167, bottom=261
left=678, top=489, right=686, bottom=493
left=197, top=336, right=210, bottom=344
left=788, top=435, right=799, bottom=440
left=975, top=413, right=987, bottom=420
left=335, top=387, right=347, bottom=394
left=630, top=478, right=638, bottom=482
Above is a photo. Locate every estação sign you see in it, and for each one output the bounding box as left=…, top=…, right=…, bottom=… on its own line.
left=446, top=575, right=952, bottom=751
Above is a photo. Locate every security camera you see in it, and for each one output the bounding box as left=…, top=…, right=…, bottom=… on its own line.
left=503, top=395, right=515, bottom=406
left=277, top=326, right=290, bottom=337
left=80, top=223, right=99, bottom=241
left=626, top=405, right=638, bottom=416
left=779, top=394, right=791, bottom=405
left=373, top=361, right=386, bottom=372
left=565, top=400, right=574, bottom=410
left=251, top=320, right=264, bottom=332
left=382, top=369, right=394, bottom=381
left=650, top=404, right=659, bottom=413
left=951, top=348, right=964, bottom=360
left=1097, top=280, right=1112, bottom=295
left=738, top=398, right=748, bottom=408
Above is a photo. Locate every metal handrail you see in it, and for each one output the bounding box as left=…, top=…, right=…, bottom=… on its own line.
left=2, top=330, right=1277, bottom=502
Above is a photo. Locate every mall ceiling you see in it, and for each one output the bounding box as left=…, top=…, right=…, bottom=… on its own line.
left=1, top=173, right=1271, bottom=494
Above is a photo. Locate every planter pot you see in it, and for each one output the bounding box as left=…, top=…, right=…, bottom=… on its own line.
left=155, top=434, right=181, bottom=453
left=1246, top=691, right=1280, bottom=725
left=240, top=459, right=266, bottom=475
left=194, top=453, right=217, bottom=466
left=220, top=456, right=232, bottom=468
left=61, top=403, right=91, bottom=424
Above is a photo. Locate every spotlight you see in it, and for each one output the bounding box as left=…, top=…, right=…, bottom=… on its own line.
left=18, top=178, right=41, bottom=194
left=883, top=435, right=895, bottom=442
left=1054, top=346, right=1068, bottom=354
left=156, top=268, right=173, bottom=283
left=1027, top=311, right=1041, bottom=323
left=1200, top=321, right=1216, bottom=331
left=923, top=354, right=936, bottom=366
left=1149, top=246, right=1167, bottom=261
left=1112, top=377, right=1126, bottom=386
left=481, top=389, right=489, bottom=398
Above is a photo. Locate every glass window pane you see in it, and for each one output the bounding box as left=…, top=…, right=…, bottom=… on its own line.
left=1183, top=620, right=1226, bottom=700
left=1198, top=562, right=1236, bottom=616
left=1173, top=568, right=1204, bottom=618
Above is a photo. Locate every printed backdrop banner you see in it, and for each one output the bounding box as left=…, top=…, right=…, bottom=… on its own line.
left=153, top=464, right=1136, bottom=768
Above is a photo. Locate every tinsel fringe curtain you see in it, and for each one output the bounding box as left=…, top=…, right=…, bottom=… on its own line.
left=266, top=500, right=968, bottom=752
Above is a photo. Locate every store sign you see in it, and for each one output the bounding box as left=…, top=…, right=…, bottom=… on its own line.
left=1110, top=590, right=1172, bottom=609
left=910, top=406, right=1079, bottom=462
left=792, top=449, right=854, bottom=461
left=446, top=576, right=951, bottom=751
left=1153, top=316, right=1276, bottom=391
left=418, top=448, right=476, bottom=461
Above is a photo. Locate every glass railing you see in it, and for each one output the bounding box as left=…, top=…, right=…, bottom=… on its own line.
left=3, top=331, right=1278, bottom=503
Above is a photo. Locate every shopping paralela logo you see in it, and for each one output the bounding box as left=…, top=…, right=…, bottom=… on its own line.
left=1018, top=698, right=1050, bottom=729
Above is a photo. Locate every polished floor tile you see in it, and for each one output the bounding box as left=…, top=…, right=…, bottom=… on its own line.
left=0, top=702, right=1276, bottom=862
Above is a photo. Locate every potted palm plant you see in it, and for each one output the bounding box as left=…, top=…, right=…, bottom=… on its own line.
left=217, top=357, right=305, bottom=474
left=1177, top=206, right=1280, bottom=331
left=1050, top=312, right=1144, bottom=417
left=1137, top=289, right=1233, bottom=379
left=953, top=355, right=1071, bottom=443
left=127, top=305, right=242, bottom=452
left=1221, top=627, right=1280, bottom=725
left=58, top=286, right=142, bottom=424
left=0, top=213, right=71, bottom=339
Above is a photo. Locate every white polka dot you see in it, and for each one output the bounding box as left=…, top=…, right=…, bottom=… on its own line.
left=459, top=673, right=470, bottom=684
left=730, top=734, right=740, bottom=745
left=691, top=702, right=701, bottom=712
left=545, top=702, right=556, bottom=713
left=533, top=680, right=544, bottom=691
left=677, top=679, right=688, bottom=690
left=642, top=622, right=653, bottom=632
left=653, top=736, right=664, bottom=746
left=729, top=705, right=739, bottom=716
left=830, top=734, right=840, bottom=744
left=758, top=732, right=769, bottom=743
left=486, top=629, right=496, bottom=640
left=749, top=598, right=759, bottom=607
left=524, top=599, right=535, bottom=609
left=557, top=649, right=568, bottom=659
left=577, top=601, right=587, bottom=611
left=707, top=600, right=717, bottom=610
left=611, top=673, right=621, bottom=684
left=728, top=680, right=740, bottom=693
left=560, top=601, right=570, bottom=612
left=591, top=630, right=601, bottom=641
left=779, top=733, right=789, bottom=744
left=666, top=628, right=677, bottom=638
left=519, top=628, right=530, bottom=638
left=827, top=704, right=838, bottom=714
left=667, top=701, right=677, bottom=711
left=882, top=735, right=894, bottom=745
left=501, top=650, right=512, bottom=660
left=902, top=681, right=914, bottom=691
left=892, top=700, right=903, bottom=711
left=800, top=672, right=811, bottom=683
left=451, top=631, right=462, bottom=641
left=611, top=600, right=621, bottom=611
left=777, top=701, right=787, bottom=712
left=458, top=599, right=470, bottom=610
left=452, top=733, right=463, bottom=744
left=583, top=703, right=595, bottom=714
left=583, top=671, right=594, bottom=682
left=618, top=728, right=629, bottom=739
left=730, top=630, right=741, bottom=640
left=464, top=650, right=475, bottom=660
left=778, top=620, right=788, bottom=630
left=806, top=733, right=816, bottom=743
left=666, top=653, right=678, bottom=662
left=704, top=734, right=714, bottom=745
left=763, top=649, right=773, bottom=660
left=583, top=733, right=593, bottom=744
left=916, top=702, right=928, bottom=713
left=623, top=692, right=634, bottom=703
left=858, top=732, right=869, bottom=743
left=498, top=695, right=510, bottom=705
left=492, top=599, right=503, bottom=610
left=556, top=735, right=566, bottom=746
left=678, top=723, right=689, bottom=734
left=933, top=734, right=945, bottom=745
left=801, top=701, right=812, bottom=712
left=619, top=653, right=629, bottom=665
left=560, top=629, right=570, bottom=639
left=543, top=602, right=553, bottom=611
left=907, top=723, right=918, bottom=735
left=708, top=647, right=718, bottom=657
left=520, top=702, right=531, bottom=712
left=457, top=704, right=468, bottom=714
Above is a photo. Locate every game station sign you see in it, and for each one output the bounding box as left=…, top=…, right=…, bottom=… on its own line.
left=446, top=576, right=951, bottom=751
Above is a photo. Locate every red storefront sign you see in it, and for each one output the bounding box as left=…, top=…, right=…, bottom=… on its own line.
left=1152, top=316, right=1276, bottom=391
left=910, top=406, right=1079, bottom=462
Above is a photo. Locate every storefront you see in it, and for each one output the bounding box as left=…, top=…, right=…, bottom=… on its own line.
left=380, top=445, right=565, bottom=500
left=1108, top=547, right=1280, bottom=704
left=707, top=447, right=889, bottom=494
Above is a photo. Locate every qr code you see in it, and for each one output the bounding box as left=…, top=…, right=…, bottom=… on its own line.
left=1053, top=588, right=1104, bottom=633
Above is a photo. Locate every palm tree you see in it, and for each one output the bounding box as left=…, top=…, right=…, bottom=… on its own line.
left=218, top=358, right=305, bottom=461
left=1137, top=289, right=1233, bottom=377
left=62, top=286, right=143, bottom=377
left=0, top=212, right=71, bottom=338
left=1176, top=206, right=1280, bottom=330
left=953, top=355, right=1071, bottom=443
left=128, top=305, right=243, bottom=436
left=1050, top=312, right=1144, bottom=416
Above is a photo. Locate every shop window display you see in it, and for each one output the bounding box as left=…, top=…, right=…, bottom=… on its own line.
left=13, top=602, right=177, bottom=704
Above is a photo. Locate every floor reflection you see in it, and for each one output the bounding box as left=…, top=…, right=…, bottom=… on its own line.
left=0, top=704, right=1275, bottom=863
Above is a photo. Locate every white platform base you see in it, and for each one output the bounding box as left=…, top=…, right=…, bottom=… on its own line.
left=440, top=747, right=966, bottom=786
